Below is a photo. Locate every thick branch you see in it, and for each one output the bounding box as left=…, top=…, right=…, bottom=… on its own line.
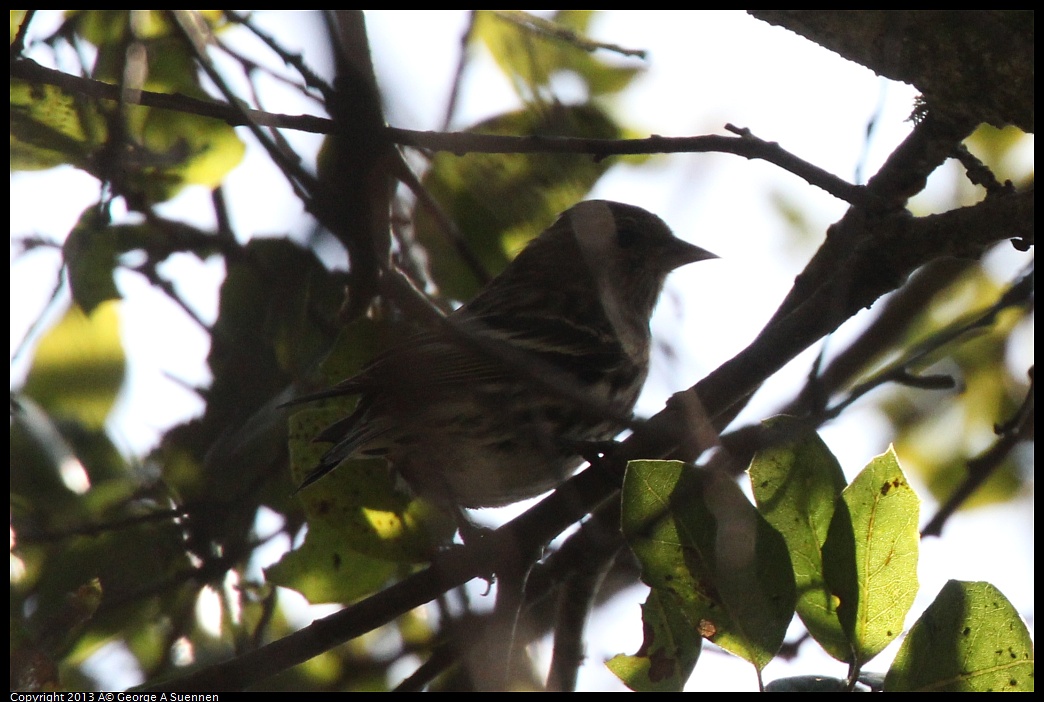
left=748, top=10, right=1034, bottom=132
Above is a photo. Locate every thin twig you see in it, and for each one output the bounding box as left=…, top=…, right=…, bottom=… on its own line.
left=12, top=59, right=874, bottom=207
left=9, top=9, right=37, bottom=58
left=441, top=11, right=478, bottom=130
left=165, top=11, right=319, bottom=200
left=221, top=10, right=334, bottom=102
left=922, top=370, right=1034, bottom=537
left=492, top=11, right=648, bottom=59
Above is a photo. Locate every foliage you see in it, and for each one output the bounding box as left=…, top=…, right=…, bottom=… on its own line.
left=611, top=436, right=1031, bottom=692
left=10, top=9, right=1033, bottom=692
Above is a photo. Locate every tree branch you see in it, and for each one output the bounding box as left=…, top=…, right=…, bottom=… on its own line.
left=11, top=57, right=873, bottom=206
left=748, top=10, right=1034, bottom=132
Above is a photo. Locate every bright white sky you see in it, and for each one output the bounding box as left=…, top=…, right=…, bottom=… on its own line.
left=10, top=10, right=1033, bottom=692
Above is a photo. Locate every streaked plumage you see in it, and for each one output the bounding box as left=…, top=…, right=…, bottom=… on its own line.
left=294, top=200, right=716, bottom=508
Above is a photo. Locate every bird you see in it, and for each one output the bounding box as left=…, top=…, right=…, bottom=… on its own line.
left=292, top=200, right=717, bottom=509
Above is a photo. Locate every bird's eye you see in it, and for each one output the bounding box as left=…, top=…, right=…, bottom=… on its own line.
left=616, top=223, right=641, bottom=248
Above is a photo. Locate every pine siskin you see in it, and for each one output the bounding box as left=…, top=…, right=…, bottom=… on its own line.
left=294, top=200, right=717, bottom=508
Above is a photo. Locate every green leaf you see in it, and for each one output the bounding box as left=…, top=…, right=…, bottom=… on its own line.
left=885, top=580, right=1034, bottom=692
left=62, top=210, right=123, bottom=314
left=286, top=320, right=456, bottom=565
left=266, top=524, right=398, bottom=605
left=764, top=675, right=852, bottom=692
left=415, top=103, right=624, bottom=301
left=288, top=409, right=454, bottom=565
left=208, top=239, right=345, bottom=417
left=822, top=447, right=920, bottom=664
left=10, top=79, right=98, bottom=171
left=621, top=460, right=795, bottom=673
left=22, top=300, right=125, bottom=431
left=12, top=505, right=190, bottom=644
left=14, top=11, right=244, bottom=202
left=473, top=11, right=640, bottom=102
left=134, top=94, right=246, bottom=196
left=749, top=418, right=850, bottom=660
left=885, top=266, right=1030, bottom=510
left=607, top=589, right=702, bottom=692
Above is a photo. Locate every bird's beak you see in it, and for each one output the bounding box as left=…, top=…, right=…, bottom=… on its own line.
left=664, top=239, right=718, bottom=271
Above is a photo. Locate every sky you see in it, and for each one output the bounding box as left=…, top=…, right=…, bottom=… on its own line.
left=10, top=10, right=1033, bottom=691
